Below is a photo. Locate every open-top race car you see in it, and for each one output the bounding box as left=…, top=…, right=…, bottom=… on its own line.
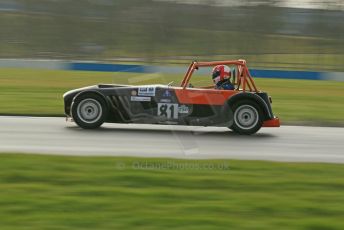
left=63, top=60, right=280, bottom=134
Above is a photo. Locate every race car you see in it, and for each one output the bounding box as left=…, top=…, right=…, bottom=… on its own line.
left=63, top=60, right=280, bottom=134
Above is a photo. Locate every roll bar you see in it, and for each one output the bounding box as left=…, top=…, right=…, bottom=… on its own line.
left=180, top=60, right=258, bottom=92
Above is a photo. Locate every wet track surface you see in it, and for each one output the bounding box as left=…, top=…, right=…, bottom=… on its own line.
left=0, top=116, right=343, bottom=163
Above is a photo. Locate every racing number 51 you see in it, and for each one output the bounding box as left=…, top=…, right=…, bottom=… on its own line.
left=157, top=103, right=178, bottom=119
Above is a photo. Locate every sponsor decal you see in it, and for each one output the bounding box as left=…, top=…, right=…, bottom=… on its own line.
left=131, top=96, right=151, bottom=102
left=157, top=103, right=178, bottom=119
left=131, top=90, right=137, bottom=96
left=138, top=86, right=156, bottom=96
left=160, top=98, right=171, bottom=103
left=178, top=105, right=189, bottom=114
left=162, top=89, right=172, bottom=97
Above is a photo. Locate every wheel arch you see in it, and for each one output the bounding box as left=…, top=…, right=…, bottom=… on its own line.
left=226, top=93, right=273, bottom=120
left=73, top=90, right=110, bottom=108
left=70, top=90, right=110, bottom=129
left=71, top=90, right=113, bottom=118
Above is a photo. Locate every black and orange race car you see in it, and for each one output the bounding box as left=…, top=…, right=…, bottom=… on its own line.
left=63, top=60, right=280, bottom=134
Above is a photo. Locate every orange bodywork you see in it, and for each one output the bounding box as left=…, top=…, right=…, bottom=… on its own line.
left=176, top=59, right=280, bottom=128
left=262, top=117, right=280, bottom=127
left=175, top=88, right=239, bottom=105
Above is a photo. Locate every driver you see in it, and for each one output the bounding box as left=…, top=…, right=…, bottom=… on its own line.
left=212, top=65, right=235, bottom=90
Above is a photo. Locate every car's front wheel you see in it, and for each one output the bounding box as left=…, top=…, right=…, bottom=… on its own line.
left=71, top=94, right=108, bottom=129
left=230, top=100, right=262, bottom=135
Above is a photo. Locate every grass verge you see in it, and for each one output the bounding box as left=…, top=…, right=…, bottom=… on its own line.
left=0, top=68, right=343, bottom=124
left=0, top=154, right=343, bottom=229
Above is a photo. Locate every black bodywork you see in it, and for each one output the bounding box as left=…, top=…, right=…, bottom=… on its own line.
left=63, top=84, right=274, bottom=127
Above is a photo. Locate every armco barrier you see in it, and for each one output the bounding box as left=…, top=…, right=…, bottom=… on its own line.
left=0, top=59, right=343, bottom=81
left=250, top=69, right=323, bottom=80
left=69, top=61, right=343, bottom=81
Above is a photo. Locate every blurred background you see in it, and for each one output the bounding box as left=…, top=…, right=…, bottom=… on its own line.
left=0, top=0, right=343, bottom=123
left=0, top=0, right=343, bottom=71
left=1, top=2, right=344, bottom=230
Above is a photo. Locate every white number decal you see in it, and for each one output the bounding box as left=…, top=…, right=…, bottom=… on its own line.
left=157, top=103, right=178, bottom=119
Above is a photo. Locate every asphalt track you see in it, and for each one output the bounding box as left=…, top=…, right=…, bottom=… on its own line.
left=0, top=116, right=343, bottom=163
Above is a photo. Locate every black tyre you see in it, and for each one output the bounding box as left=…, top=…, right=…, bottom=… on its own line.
left=71, top=93, right=108, bottom=129
left=230, top=100, right=263, bottom=135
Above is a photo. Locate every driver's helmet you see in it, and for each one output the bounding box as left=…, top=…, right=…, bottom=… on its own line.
left=212, top=65, right=232, bottom=84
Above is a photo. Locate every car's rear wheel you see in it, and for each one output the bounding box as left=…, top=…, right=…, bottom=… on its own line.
left=71, top=94, right=107, bottom=129
left=230, top=100, right=262, bottom=135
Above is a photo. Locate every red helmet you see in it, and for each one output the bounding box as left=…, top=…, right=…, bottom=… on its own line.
left=212, top=65, right=231, bottom=84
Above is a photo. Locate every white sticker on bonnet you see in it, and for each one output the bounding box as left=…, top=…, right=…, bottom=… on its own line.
left=138, top=86, right=156, bottom=96
left=130, top=96, right=151, bottom=102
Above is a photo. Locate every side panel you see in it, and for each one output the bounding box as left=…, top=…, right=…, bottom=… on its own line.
left=105, top=86, right=233, bottom=126
left=65, top=86, right=234, bottom=127
left=174, top=88, right=238, bottom=105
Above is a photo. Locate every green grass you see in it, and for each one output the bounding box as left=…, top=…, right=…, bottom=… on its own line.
left=255, top=78, right=344, bottom=124
left=0, top=68, right=343, bottom=124
left=0, top=154, right=344, bottom=229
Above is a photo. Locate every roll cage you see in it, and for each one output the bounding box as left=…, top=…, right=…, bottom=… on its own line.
left=180, top=59, right=258, bottom=92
